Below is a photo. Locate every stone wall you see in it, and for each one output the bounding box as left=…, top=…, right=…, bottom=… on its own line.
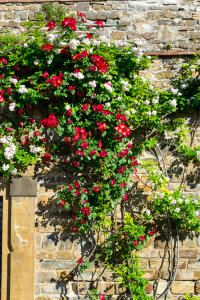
left=0, top=0, right=200, bottom=51
left=0, top=1, right=200, bottom=300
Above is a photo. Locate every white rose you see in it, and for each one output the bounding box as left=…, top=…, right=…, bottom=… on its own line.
left=9, top=102, right=16, bottom=111
left=4, top=144, right=16, bottom=160
left=194, top=211, right=199, bottom=216
left=170, top=99, right=177, bottom=107
left=88, top=80, right=96, bottom=88
left=104, top=82, right=113, bottom=92
left=144, top=100, right=150, bottom=105
left=11, top=168, right=17, bottom=176
left=34, top=59, right=40, bottom=66
left=74, top=72, right=84, bottom=80
left=0, top=136, right=8, bottom=144
left=2, top=163, right=9, bottom=171
left=152, top=98, right=159, bottom=104
left=47, top=34, right=56, bottom=43
left=59, top=41, right=67, bottom=47
left=47, top=59, right=53, bottom=65
left=65, top=104, right=70, bottom=110
left=105, top=102, right=111, bottom=108
left=171, top=200, right=176, bottom=205
left=83, top=38, right=91, bottom=45
left=146, top=209, right=150, bottom=216
left=125, top=110, right=130, bottom=115
left=185, top=199, right=189, bottom=204
left=174, top=207, right=180, bottom=213
left=9, top=78, right=18, bottom=85
left=23, top=43, right=28, bottom=48
left=152, top=110, right=157, bottom=116
left=18, top=85, right=28, bottom=94
left=177, top=198, right=182, bottom=203
left=193, top=200, right=198, bottom=205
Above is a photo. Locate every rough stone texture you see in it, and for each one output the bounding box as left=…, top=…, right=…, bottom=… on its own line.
left=0, top=0, right=199, bottom=51
left=10, top=176, right=37, bottom=196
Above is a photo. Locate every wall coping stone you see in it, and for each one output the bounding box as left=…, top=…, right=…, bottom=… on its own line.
left=145, top=51, right=196, bottom=56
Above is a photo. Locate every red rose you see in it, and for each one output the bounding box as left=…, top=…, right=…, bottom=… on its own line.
left=99, top=295, right=106, bottom=300
left=46, top=21, right=56, bottom=31
left=78, top=258, right=83, bottom=263
left=87, top=33, right=93, bottom=39
left=149, top=231, right=154, bottom=236
left=44, top=153, right=51, bottom=162
left=0, top=95, right=5, bottom=103
left=43, top=71, right=49, bottom=78
left=41, top=44, right=54, bottom=51
left=95, top=20, right=104, bottom=27
left=59, top=200, right=66, bottom=207
left=134, top=241, right=139, bottom=246
left=49, top=76, right=62, bottom=88
left=62, top=17, right=77, bottom=30
left=98, top=122, right=107, bottom=132
left=61, top=46, right=70, bottom=55
left=123, top=194, right=128, bottom=201
left=99, top=150, right=108, bottom=158
left=81, top=141, right=88, bottom=150
left=81, top=104, right=89, bottom=112
left=89, top=66, right=97, bottom=72
left=81, top=207, right=90, bottom=216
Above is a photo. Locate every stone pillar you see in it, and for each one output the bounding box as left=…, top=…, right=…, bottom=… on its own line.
left=1, top=183, right=10, bottom=300
left=9, top=176, right=37, bottom=300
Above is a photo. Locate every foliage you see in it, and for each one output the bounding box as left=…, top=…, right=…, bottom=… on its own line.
left=185, top=295, right=200, bottom=300
left=0, top=5, right=199, bottom=299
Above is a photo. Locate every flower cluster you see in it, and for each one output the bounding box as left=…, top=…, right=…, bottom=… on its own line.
left=41, top=115, right=59, bottom=128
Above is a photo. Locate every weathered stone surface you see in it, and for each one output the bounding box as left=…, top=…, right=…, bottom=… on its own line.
left=10, top=176, right=37, bottom=197
left=170, top=281, right=195, bottom=294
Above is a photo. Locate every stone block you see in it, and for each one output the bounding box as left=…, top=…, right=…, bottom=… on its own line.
left=40, top=284, right=62, bottom=294
left=75, top=2, right=90, bottom=11
left=188, top=260, right=200, bottom=270
left=118, top=18, right=132, bottom=26
left=110, top=31, right=125, bottom=39
left=36, top=271, right=57, bottom=283
left=16, top=11, right=28, bottom=20
left=56, top=251, right=74, bottom=260
left=10, top=176, right=37, bottom=197
left=35, top=297, right=53, bottom=300
left=36, top=251, right=56, bottom=260
left=150, top=259, right=169, bottom=270
left=170, top=281, right=195, bottom=294
left=42, top=260, right=77, bottom=270
left=143, top=270, right=158, bottom=280
left=162, top=270, right=197, bottom=281
left=179, top=249, right=197, bottom=258
left=145, top=283, right=153, bottom=294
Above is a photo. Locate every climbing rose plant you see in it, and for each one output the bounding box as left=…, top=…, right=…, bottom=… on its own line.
left=0, top=10, right=200, bottom=299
